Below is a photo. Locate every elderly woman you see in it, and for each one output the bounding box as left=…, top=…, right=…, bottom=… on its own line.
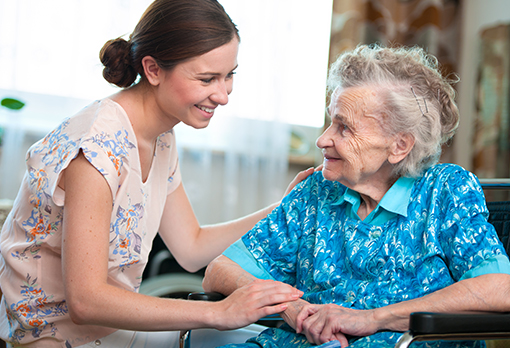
left=202, top=44, right=510, bottom=348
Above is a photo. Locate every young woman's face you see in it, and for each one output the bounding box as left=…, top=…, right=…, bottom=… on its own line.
left=154, top=38, right=239, bottom=129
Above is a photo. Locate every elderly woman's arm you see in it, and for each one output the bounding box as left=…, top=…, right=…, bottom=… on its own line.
left=203, top=255, right=257, bottom=294
left=296, top=273, right=510, bottom=345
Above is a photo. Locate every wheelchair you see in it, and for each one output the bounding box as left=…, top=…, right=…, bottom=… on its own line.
left=179, top=179, right=510, bottom=348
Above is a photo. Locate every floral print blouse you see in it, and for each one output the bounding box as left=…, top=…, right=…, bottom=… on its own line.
left=0, top=99, right=181, bottom=347
left=222, top=164, right=510, bottom=348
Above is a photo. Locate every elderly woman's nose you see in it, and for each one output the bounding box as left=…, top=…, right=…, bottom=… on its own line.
left=316, top=129, right=332, bottom=148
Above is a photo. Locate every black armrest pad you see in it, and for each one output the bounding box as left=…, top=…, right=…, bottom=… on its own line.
left=410, top=312, right=510, bottom=334
left=187, top=291, right=226, bottom=302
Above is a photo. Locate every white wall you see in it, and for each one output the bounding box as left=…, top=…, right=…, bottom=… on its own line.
left=456, top=0, right=510, bottom=171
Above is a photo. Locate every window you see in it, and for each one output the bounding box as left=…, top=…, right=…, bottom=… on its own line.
left=0, top=0, right=332, bottom=128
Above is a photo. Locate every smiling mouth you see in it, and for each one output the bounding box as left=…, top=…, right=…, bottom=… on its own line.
left=323, top=155, right=342, bottom=162
left=195, top=105, right=215, bottom=113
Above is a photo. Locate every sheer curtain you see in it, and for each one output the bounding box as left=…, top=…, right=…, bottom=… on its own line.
left=0, top=0, right=332, bottom=224
left=177, top=0, right=332, bottom=223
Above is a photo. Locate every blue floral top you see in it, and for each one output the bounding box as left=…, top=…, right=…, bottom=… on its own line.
left=222, top=164, right=510, bottom=348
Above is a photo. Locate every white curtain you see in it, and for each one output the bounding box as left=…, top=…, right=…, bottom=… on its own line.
left=176, top=0, right=332, bottom=223
left=0, top=0, right=332, bottom=224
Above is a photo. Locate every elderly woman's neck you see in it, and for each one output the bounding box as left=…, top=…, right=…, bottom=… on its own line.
left=355, top=176, right=398, bottom=220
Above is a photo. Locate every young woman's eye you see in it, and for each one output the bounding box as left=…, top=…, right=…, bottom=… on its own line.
left=201, top=77, right=214, bottom=84
left=226, top=71, right=236, bottom=79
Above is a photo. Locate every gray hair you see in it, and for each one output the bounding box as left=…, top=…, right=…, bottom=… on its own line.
left=327, top=44, right=459, bottom=178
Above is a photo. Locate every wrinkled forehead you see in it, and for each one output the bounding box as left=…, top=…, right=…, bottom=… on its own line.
left=329, top=86, right=379, bottom=116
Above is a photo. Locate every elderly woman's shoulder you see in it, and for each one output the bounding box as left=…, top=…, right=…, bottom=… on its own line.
left=312, top=170, right=344, bottom=187
left=298, top=170, right=347, bottom=198
left=424, top=162, right=468, bottom=176
left=417, top=163, right=482, bottom=195
left=422, top=163, right=476, bottom=181
left=290, top=170, right=344, bottom=193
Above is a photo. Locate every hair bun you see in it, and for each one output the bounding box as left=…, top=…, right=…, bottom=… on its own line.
left=100, top=38, right=138, bottom=88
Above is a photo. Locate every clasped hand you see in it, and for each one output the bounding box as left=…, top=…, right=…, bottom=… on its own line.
left=283, top=300, right=379, bottom=347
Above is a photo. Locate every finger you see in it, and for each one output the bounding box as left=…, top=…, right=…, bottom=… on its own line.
left=299, top=167, right=315, bottom=176
left=249, top=280, right=303, bottom=297
left=302, top=313, right=324, bottom=345
left=258, top=292, right=302, bottom=308
left=239, top=283, right=302, bottom=311
left=284, top=167, right=315, bottom=195
left=293, top=168, right=313, bottom=184
left=295, top=305, right=318, bottom=333
left=257, top=303, right=288, bottom=317
left=320, top=318, right=340, bottom=344
left=314, top=164, right=323, bottom=171
left=333, top=333, right=349, bottom=348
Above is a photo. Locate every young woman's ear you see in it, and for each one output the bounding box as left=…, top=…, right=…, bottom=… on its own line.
left=142, top=56, right=162, bottom=86
left=388, top=133, right=415, bottom=165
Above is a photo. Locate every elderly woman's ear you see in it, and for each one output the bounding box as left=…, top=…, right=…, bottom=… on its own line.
left=388, top=133, right=415, bottom=165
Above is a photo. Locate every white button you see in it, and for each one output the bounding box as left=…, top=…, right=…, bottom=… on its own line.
left=95, top=340, right=101, bottom=346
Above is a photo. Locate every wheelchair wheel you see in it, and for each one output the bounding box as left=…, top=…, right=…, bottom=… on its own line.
left=139, top=273, right=204, bottom=299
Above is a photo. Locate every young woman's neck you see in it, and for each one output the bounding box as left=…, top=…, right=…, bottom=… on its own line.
left=111, top=82, right=178, bottom=142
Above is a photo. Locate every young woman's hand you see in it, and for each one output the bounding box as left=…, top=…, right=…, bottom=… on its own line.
left=213, top=279, right=303, bottom=330
left=283, top=165, right=323, bottom=197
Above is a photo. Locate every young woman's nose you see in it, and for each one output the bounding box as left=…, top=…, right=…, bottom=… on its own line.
left=211, top=80, right=230, bottom=106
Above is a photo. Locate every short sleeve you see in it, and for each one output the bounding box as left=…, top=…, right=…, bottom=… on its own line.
left=223, top=239, right=274, bottom=280
left=460, top=255, right=510, bottom=280
left=26, top=113, right=123, bottom=207
left=240, top=173, right=320, bottom=286
left=437, top=168, right=510, bottom=280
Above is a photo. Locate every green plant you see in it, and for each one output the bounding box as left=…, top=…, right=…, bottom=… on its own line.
left=1, top=98, right=25, bottom=111
left=0, top=97, right=25, bottom=147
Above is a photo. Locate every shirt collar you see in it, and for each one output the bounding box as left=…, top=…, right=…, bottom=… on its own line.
left=378, top=176, right=415, bottom=217
left=332, top=176, right=415, bottom=218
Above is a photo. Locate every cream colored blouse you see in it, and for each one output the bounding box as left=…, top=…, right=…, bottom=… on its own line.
left=0, top=99, right=181, bottom=347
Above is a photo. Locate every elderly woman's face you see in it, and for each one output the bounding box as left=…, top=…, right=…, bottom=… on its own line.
left=316, top=87, right=395, bottom=189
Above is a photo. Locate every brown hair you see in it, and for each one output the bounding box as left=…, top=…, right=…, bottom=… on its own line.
left=100, top=0, right=239, bottom=88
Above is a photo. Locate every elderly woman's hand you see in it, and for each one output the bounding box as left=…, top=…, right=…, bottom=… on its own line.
left=279, top=298, right=311, bottom=330
left=295, top=303, right=379, bottom=347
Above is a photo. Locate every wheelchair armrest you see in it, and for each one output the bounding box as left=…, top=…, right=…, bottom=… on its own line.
left=187, top=291, right=226, bottom=302
left=395, top=312, right=510, bottom=348
left=410, top=311, right=510, bottom=334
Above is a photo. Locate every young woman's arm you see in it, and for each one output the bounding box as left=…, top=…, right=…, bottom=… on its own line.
left=159, top=167, right=316, bottom=272
left=61, top=152, right=302, bottom=331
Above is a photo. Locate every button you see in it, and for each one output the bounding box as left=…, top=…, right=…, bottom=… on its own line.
left=95, top=340, right=101, bottom=346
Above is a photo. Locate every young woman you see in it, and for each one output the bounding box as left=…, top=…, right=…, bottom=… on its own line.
left=0, top=1, right=307, bottom=347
